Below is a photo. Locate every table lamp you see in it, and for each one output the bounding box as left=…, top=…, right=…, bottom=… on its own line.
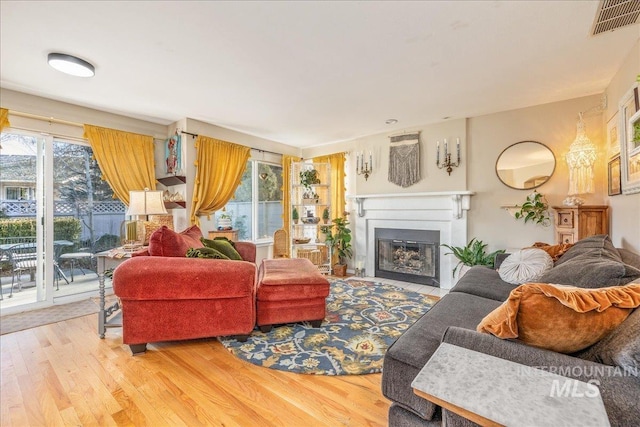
left=121, top=188, right=167, bottom=250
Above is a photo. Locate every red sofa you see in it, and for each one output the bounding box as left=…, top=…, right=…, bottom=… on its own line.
left=113, top=228, right=257, bottom=355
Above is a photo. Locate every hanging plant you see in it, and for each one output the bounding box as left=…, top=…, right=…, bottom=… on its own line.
left=299, top=169, right=321, bottom=189
left=514, top=191, right=550, bottom=226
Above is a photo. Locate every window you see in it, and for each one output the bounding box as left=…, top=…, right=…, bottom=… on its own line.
left=6, top=186, right=34, bottom=200
left=221, top=160, right=283, bottom=241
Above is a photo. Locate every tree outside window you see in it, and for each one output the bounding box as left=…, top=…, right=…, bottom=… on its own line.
left=221, top=161, right=282, bottom=240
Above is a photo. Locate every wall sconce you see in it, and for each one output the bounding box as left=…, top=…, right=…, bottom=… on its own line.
left=436, top=138, right=461, bottom=175
left=356, top=151, right=373, bottom=180
left=564, top=112, right=597, bottom=206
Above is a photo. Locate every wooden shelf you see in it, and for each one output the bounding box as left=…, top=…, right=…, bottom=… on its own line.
left=157, top=175, right=186, bottom=186
left=164, top=201, right=186, bottom=209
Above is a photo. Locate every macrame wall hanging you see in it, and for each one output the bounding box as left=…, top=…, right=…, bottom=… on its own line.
left=388, top=132, right=421, bottom=187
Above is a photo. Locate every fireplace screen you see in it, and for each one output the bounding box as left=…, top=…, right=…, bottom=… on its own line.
left=375, top=229, right=439, bottom=286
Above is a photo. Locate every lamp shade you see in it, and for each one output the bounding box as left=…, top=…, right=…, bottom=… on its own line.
left=126, top=189, right=167, bottom=217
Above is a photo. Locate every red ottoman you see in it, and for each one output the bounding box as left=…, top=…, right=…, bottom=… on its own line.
left=257, top=258, right=331, bottom=332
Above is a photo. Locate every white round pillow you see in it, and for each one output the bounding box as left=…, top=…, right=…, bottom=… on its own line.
left=498, top=248, right=554, bottom=285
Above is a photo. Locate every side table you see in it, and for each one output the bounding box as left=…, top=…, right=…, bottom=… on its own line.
left=96, top=249, right=133, bottom=338
left=412, top=343, right=610, bottom=427
left=208, top=229, right=239, bottom=241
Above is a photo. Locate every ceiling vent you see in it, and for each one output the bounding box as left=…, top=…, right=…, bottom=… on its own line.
left=591, top=0, right=640, bottom=35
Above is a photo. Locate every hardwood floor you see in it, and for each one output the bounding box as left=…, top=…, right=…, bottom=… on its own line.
left=1, top=313, right=390, bottom=426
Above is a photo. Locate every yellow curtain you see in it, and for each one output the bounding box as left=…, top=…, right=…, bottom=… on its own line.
left=0, top=108, right=10, bottom=132
left=281, top=154, right=301, bottom=233
left=312, top=153, right=346, bottom=221
left=83, top=125, right=156, bottom=205
left=190, top=135, right=250, bottom=226
left=313, top=153, right=346, bottom=265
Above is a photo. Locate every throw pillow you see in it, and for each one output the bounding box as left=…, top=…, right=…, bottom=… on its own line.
left=477, top=282, right=640, bottom=353
left=186, top=247, right=230, bottom=259
left=530, top=242, right=574, bottom=262
left=148, top=225, right=204, bottom=257
left=140, top=215, right=174, bottom=245
left=200, top=237, right=242, bottom=260
left=578, top=305, right=640, bottom=377
left=498, top=249, right=554, bottom=285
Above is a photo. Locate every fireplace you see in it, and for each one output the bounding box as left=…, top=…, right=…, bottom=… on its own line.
left=351, top=191, right=472, bottom=289
left=375, top=228, right=440, bottom=286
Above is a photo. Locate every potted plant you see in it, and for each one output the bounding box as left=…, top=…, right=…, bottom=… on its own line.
left=292, top=207, right=299, bottom=224
left=514, top=191, right=550, bottom=226
left=299, top=168, right=321, bottom=188
left=322, top=207, right=330, bottom=224
left=325, top=216, right=353, bottom=277
left=441, top=238, right=505, bottom=278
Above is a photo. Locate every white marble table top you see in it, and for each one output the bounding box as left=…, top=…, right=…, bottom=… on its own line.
left=411, top=342, right=610, bottom=427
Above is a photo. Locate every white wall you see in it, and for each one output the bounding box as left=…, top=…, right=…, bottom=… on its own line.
left=604, top=40, right=640, bottom=252
left=302, top=94, right=627, bottom=255
left=467, top=95, right=608, bottom=251
left=0, top=88, right=167, bottom=139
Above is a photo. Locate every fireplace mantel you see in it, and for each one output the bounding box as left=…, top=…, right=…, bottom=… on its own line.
left=349, top=191, right=474, bottom=289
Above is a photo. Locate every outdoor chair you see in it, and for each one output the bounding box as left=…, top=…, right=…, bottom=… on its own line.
left=2, top=243, right=38, bottom=299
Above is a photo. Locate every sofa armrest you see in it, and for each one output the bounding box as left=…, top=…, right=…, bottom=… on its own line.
left=442, top=326, right=591, bottom=370
left=235, top=241, right=256, bottom=263
left=113, top=256, right=256, bottom=300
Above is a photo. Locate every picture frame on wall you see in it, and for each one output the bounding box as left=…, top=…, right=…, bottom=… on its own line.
left=607, top=111, right=619, bottom=157
left=618, top=82, right=640, bottom=194
left=608, top=155, right=621, bottom=196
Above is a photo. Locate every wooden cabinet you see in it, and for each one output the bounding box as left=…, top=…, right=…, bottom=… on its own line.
left=208, top=229, right=239, bottom=242
left=552, top=205, right=609, bottom=244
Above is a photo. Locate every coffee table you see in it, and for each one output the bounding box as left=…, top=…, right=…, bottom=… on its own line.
left=412, top=342, right=610, bottom=427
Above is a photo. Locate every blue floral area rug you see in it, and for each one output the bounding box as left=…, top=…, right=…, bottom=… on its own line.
left=218, top=279, right=439, bottom=375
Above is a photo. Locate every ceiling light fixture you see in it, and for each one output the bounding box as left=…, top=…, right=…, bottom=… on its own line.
left=47, top=53, right=95, bottom=77
left=385, top=119, right=398, bottom=125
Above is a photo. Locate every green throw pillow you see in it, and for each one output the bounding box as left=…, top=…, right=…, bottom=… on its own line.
left=200, top=237, right=243, bottom=260
left=186, top=247, right=230, bottom=260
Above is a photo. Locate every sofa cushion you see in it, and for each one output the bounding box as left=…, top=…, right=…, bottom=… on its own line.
left=477, top=283, right=640, bottom=353
left=148, top=225, right=204, bottom=257
left=539, top=253, right=640, bottom=288
left=538, top=234, right=640, bottom=287
left=554, top=234, right=621, bottom=266
left=498, top=248, right=553, bottom=285
left=382, top=293, right=501, bottom=421
left=201, top=237, right=242, bottom=260
left=450, top=266, right=517, bottom=301
left=578, top=297, right=640, bottom=378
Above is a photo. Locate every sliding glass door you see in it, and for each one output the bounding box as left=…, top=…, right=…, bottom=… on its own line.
left=1, top=131, right=124, bottom=312
left=0, top=131, right=51, bottom=311
left=51, top=139, right=124, bottom=300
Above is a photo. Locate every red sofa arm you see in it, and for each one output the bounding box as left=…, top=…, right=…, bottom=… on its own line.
left=113, top=257, right=256, bottom=300
left=235, top=241, right=256, bottom=263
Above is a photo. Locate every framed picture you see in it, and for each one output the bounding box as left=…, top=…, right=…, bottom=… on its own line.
left=607, top=112, right=619, bottom=157
left=608, top=155, right=621, bottom=196
left=619, top=82, right=640, bottom=194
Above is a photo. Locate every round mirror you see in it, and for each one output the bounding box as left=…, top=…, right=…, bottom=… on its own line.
left=495, top=141, right=555, bottom=190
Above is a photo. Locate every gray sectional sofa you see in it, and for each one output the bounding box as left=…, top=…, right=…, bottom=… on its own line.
left=381, top=235, right=640, bottom=427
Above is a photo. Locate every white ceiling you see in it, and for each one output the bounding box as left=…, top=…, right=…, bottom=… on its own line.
left=1, top=1, right=638, bottom=148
